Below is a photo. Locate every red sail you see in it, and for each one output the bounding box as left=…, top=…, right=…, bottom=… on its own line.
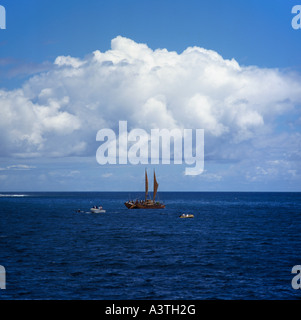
left=145, top=169, right=148, bottom=201
left=153, top=171, right=159, bottom=201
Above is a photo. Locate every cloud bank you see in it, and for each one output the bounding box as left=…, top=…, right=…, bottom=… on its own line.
left=0, top=36, right=300, bottom=182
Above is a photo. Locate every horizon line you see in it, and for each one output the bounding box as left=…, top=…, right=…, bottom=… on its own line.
left=1, top=190, right=300, bottom=193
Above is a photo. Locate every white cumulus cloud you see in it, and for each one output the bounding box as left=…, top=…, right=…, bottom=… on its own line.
left=0, top=35, right=300, bottom=183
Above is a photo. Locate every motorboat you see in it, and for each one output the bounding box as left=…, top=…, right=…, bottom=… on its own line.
left=179, top=213, right=194, bottom=218
left=90, top=206, right=106, bottom=213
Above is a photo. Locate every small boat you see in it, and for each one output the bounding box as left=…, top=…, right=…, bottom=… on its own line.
left=124, top=169, right=165, bottom=209
left=179, top=213, right=194, bottom=218
left=90, top=206, right=106, bottom=213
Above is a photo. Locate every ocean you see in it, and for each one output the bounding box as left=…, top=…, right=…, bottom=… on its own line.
left=0, top=192, right=300, bottom=300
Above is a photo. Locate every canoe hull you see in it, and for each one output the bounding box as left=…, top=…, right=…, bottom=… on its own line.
left=124, top=201, right=165, bottom=209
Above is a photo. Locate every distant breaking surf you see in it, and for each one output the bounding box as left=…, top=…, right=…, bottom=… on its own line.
left=0, top=194, right=28, bottom=197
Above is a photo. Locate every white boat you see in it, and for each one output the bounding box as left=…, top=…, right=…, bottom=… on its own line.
left=90, top=206, right=106, bottom=213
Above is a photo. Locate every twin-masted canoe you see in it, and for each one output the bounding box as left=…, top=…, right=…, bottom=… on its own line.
left=124, top=170, right=165, bottom=209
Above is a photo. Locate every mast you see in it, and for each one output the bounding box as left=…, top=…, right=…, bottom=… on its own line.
left=145, top=169, right=148, bottom=201
left=153, top=170, right=159, bottom=201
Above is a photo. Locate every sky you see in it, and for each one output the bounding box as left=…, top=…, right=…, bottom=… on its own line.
left=0, top=0, right=301, bottom=192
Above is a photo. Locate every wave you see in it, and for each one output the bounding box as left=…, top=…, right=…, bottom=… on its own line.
left=0, top=194, right=28, bottom=197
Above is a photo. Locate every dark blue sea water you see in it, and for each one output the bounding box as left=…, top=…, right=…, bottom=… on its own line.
left=0, top=192, right=301, bottom=300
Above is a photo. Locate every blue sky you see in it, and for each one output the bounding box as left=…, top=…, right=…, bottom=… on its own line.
left=1, top=0, right=300, bottom=68
left=0, top=0, right=301, bottom=191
